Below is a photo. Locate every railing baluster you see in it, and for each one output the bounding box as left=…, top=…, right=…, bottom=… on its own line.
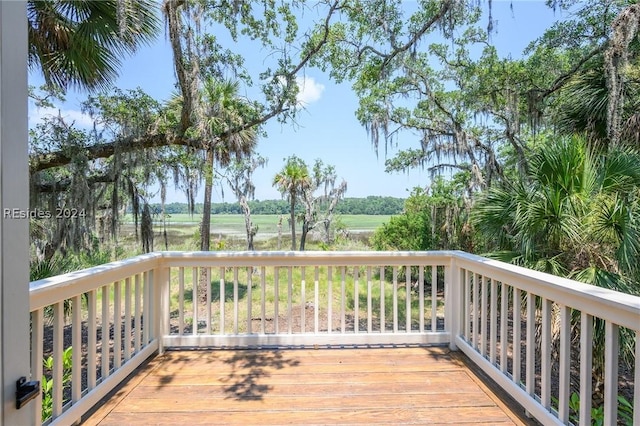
left=490, top=278, right=497, bottom=365
left=220, top=267, right=226, bottom=335
left=472, top=273, right=479, bottom=349
left=101, top=285, right=110, bottom=380
left=143, top=272, right=150, bottom=343
left=114, top=280, right=121, bottom=369
left=327, top=266, right=332, bottom=333
left=247, top=268, right=253, bottom=334
left=604, top=321, right=619, bottom=425
left=178, top=269, right=184, bottom=335
left=541, top=298, right=551, bottom=409
left=526, top=292, right=535, bottom=398
left=380, top=266, right=385, bottom=333
left=314, top=267, right=319, bottom=334
left=300, top=266, right=306, bottom=333
left=149, top=269, right=156, bottom=341
left=124, top=277, right=132, bottom=361
left=558, top=305, right=571, bottom=423
left=579, top=312, right=593, bottom=425
left=288, top=267, right=293, bottom=334
left=134, top=275, right=141, bottom=351
left=393, top=266, right=398, bottom=332
left=513, top=288, right=521, bottom=386
left=192, top=268, right=198, bottom=335
left=431, top=266, right=438, bottom=332
left=367, top=266, right=372, bottom=333
left=463, top=269, right=470, bottom=340
left=340, top=266, right=346, bottom=333
left=87, top=290, right=97, bottom=390
left=274, top=267, right=280, bottom=334
left=634, top=330, right=640, bottom=426
left=30, top=308, right=43, bottom=420
left=261, top=266, right=266, bottom=334
left=419, top=265, right=425, bottom=333
left=405, top=265, right=411, bottom=332
left=354, top=266, right=359, bottom=334
left=72, top=294, right=82, bottom=403
left=481, top=276, right=488, bottom=357
left=500, top=282, right=508, bottom=373
left=53, top=301, right=64, bottom=418
left=206, top=267, right=212, bottom=334
left=233, top=267, right=239, bottom=335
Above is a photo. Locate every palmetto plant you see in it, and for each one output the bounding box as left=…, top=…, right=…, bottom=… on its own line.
left=475, top=136, right=640, bottom=275
left=273, top=156, right=311, bottom=251
left=28, top=0, right=160, bottom=91
left=473, top=135, right=639, bottom=380
left=197, top=78, right=258, bottom=252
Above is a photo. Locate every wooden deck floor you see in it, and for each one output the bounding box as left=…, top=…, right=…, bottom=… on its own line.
left=82, top=347, right=530, bottom=425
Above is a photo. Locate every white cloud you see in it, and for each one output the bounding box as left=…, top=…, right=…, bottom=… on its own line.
left=296, top=76, right=325, bottom=106
left=29, top=106, right=94, bottom=129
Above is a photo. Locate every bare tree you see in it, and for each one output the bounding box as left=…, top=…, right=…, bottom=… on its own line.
left=299, top=159, right=347, bottom=250
left=223, top=155, right=267, bottom=251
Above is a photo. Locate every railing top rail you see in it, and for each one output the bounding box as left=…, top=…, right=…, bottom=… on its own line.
left=28, top=250, right=639, bottom=330
left=452, top=251, right=640, bottom=331
left=158, top=250, right=455, bottom=267
left=29, top=252, right=161, bottom=311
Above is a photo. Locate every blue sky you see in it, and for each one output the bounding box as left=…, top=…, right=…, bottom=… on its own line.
left=29, top=1, right=561, bottom=203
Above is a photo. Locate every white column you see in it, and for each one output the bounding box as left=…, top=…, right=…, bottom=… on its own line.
left=0, top=1, right=33, bottom=424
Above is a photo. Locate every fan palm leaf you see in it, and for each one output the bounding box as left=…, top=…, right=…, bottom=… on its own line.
left=28, top=0, right=160, bottom=91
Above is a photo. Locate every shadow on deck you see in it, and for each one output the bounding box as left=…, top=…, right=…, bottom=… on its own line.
left=81, top=346, right=535, bottom=425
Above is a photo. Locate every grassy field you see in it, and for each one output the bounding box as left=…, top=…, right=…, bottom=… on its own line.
left=125, top=213, right=390, bottom=230
left=120, top=214, right=392, bottom=251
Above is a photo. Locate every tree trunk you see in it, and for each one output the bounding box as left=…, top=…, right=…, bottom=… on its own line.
left=201, top=148, right=214, bottom=251
left=277, top=215, right=283, bottom=250
left=199, top=148, right=214, bottom=303
left=141, top=203, right=153, bottom=253
left=289, top=196, right=296, bottom=250
left=323, top=219, right=331, bottom=244
left=299, top=219, right=309, bottom=251
left=239, top=195, right=255, bottom=250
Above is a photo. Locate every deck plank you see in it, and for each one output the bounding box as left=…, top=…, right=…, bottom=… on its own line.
left=81, top=347, right=528, bottom=425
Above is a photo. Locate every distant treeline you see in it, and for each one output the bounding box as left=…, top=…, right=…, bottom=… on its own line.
left=150, top=196, right=405, bottom=216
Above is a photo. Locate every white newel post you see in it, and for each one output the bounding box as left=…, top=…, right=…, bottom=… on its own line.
left=157, top=265, right=170, bottom=354
left=445, top=256, right=461, bottom=351
left=0, top=1, right=35, bottom=425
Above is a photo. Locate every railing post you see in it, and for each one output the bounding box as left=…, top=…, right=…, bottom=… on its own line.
left=445, top=255, right=462, bottom=350
left=154, top=262, right=170, bottom=354
left=1, top=1, right=34, bottom=424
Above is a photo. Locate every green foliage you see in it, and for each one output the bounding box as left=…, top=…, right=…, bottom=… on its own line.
left=371, top=188, right=432, bottom=251
left=273, top=155, right=311, bottom=250
left=555, top=392, right=635, bottom=426
left=31, top=248, right=119, bottom=282
left=148, top=197, right=405, bottom=216
left=28, top=0, right=160, bottom=91
left=372, top=173, right=473, bottom=252
left=475, top=135, right=640, bottom=279
left=30, top=255, right=80, bottom=282
left=474, top=135, right=640, bottom=375
left=371, top=210, right=432, bottom=251
left=82, top=88, right=163, bottom=138
left=31, top=249, right=116, bottom=323
left=41, top=346, right=73, bottom=422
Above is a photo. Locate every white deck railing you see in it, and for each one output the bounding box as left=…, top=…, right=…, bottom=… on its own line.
left=29, top=251, right=639, bottom=425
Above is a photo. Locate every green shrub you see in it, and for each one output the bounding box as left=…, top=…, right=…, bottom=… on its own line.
left=41, top=346, right=73, bottom=422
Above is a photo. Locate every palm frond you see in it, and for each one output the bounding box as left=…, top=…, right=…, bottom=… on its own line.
left=28, top=0, right=160, bottom=91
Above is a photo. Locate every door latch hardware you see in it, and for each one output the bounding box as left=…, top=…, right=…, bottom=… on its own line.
left=16, top=376, right=40, bottom=409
